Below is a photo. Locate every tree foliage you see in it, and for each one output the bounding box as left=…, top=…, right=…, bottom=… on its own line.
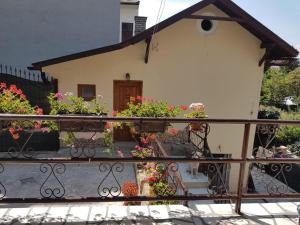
left=260, top=68, right=300, bottom=107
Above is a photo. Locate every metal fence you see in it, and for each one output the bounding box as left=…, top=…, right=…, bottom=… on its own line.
left=0, top=114, right=299, bottom=215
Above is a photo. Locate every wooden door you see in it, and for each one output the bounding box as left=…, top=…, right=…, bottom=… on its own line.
left=113, top=80, right=143, bottom=141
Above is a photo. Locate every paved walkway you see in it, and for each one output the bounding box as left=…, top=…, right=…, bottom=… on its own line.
left=0, top=202, right=298, bottom=224
left=251, top=165, right=296, bottom=195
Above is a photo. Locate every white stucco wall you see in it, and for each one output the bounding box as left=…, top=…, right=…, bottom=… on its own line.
left=42, top=5, right=265, bottom=191
left=0, top=0, right=120, bottom=69
left=120, top=3, right=139, bottom=41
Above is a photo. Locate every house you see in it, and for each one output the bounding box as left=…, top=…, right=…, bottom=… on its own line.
left=0, top=0, right=145, bottom=69
left=120, top=0, right=147, bottom=41
left=30, top=0, right=298, bottom=191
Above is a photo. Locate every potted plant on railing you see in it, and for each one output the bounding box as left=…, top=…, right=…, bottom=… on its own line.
left=116, top=96, right=184, bottom=133
left=48, top=92, right=108, bottom=132
left=0, top=82, right=47, bottom=140
left=184, top=103, right=207, bottom=131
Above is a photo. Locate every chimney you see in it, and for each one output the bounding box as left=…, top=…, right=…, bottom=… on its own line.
left=134, top=16, right=147, bottom=35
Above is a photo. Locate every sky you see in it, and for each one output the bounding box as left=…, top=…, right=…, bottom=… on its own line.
left=138, top=0, right=300, bottom=54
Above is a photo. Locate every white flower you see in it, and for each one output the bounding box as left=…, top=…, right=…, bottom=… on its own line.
left=98, top=94, right=104, bottom=100
left=64, top=92, right=73, bottom=96
left=189, top=103, right=205, bottom=111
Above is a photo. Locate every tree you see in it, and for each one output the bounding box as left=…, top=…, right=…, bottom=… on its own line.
left=260, top=68, right=300, bottom=107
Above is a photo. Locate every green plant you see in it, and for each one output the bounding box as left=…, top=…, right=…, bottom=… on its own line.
left=260, top=68, right=300, bottom=107
left=257, top=105, right=281, bottom=119
left=150, top=181, right=178, bottom=205
left=0, top=83, right=46, bottom=139
left=117, top=96, right=183, bottom=118
left=184, top=103, right=207, bottom=118
left=289, top=142, right=300, bottom=156
left=131, top=145, right=153, bottom=158
left=276, top=111, right=300, bottom=145
left=48, top=92, right=108, bottom=115
left=103, top=129, right=113, bottom=148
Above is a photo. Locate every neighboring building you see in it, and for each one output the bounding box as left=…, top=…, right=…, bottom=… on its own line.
left=30, top=0, right=298, bottom=191
left=120, top=0, right=147, bottom=41
left=0, top=0, right=120, bottom=68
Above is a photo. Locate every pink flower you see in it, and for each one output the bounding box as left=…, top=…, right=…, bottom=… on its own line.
left=117, top=150, right=124, bottom=158
left=35, top=108, right=43, bottom=115
left=41, top=127, right=51, bottom=133
left=54, top=92, right=64, bottom=101
left=34, top=121, right=42, bottom=129
left=112, top=111, right=118, bottom=116
left=168, top=105, right=175, bottom=111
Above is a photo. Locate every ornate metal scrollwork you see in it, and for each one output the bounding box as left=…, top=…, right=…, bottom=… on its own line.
left=0, top=164, right=6, bottom=199
left=97, top=163, right=124, bottom=198
left=189, top=123, right=211, bottom=158
left=40, top=163, right=66, bottom=198
left=7, top=132, right=35, bottom=158
left=207, top=163, right=228, bottom=196
left=255, top=124, right=279, bottom=149
left=265, top=163, right=295, bottom=195
left=68, top=132, right=98, bottom=158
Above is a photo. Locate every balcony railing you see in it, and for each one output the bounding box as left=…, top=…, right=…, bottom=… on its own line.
left=0, top=114, right=299, bottom=215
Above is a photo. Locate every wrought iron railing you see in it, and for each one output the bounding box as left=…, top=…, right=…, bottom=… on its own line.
left=0, top=114, right=299, bottom=215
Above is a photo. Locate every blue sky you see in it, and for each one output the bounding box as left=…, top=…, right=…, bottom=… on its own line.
left=139, top=0, right=300, bottom=53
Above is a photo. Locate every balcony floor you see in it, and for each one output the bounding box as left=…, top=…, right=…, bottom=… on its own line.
left=0, top=202, right=298, bottom=225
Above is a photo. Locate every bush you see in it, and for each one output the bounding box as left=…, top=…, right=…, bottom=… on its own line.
left=289, top=142, right=300, bottom=156
left=276, top=111, right=300, bottom=145
left=257, top=105, right=281, bottom=119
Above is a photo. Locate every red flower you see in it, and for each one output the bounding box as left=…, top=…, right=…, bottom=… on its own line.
left=15, top=89, right=23, bottom=95
left=35, top=108, right=43, bottom=115
left=9, top=127, right=20, bottom=140
left=112, top=110, right=118, bottom=116
left=130, top=96, right=136, bottom=102
left=147, top=177, right=157, bottom=183
left=180, top=105, right=188, bottom=111
left=12, top=133, right=20, bottom=140
left=122, top=182, right=138, bottom=197
left=168, top=105, right=174, bottom=111
left=9, top=85, right=18, bottom=93
left=9, top=127, right=15, bottom=135
left=0, top=82, right=7, bottom=89
left=104, top=122, right=112, bottom=130
left=168, top=127, right=178, bottom=136
left=148, top=133, right=156, bottom=141
left=136, top=96, right=142, bottom=101
left=20, top=94, right=26, bottom=100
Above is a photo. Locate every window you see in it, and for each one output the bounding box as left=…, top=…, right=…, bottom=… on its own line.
left=78, top=84, right=96, bottom=101
left=201, top=19, right=213, bottom=31
left=122, top=22, right=133, bottom=41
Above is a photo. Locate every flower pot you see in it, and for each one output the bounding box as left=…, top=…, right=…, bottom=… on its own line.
left=189, top=122, right=204, bottom=131
left=134, top=121, right=168, bottom=133
left=59, top=114, right=107, bottom=132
